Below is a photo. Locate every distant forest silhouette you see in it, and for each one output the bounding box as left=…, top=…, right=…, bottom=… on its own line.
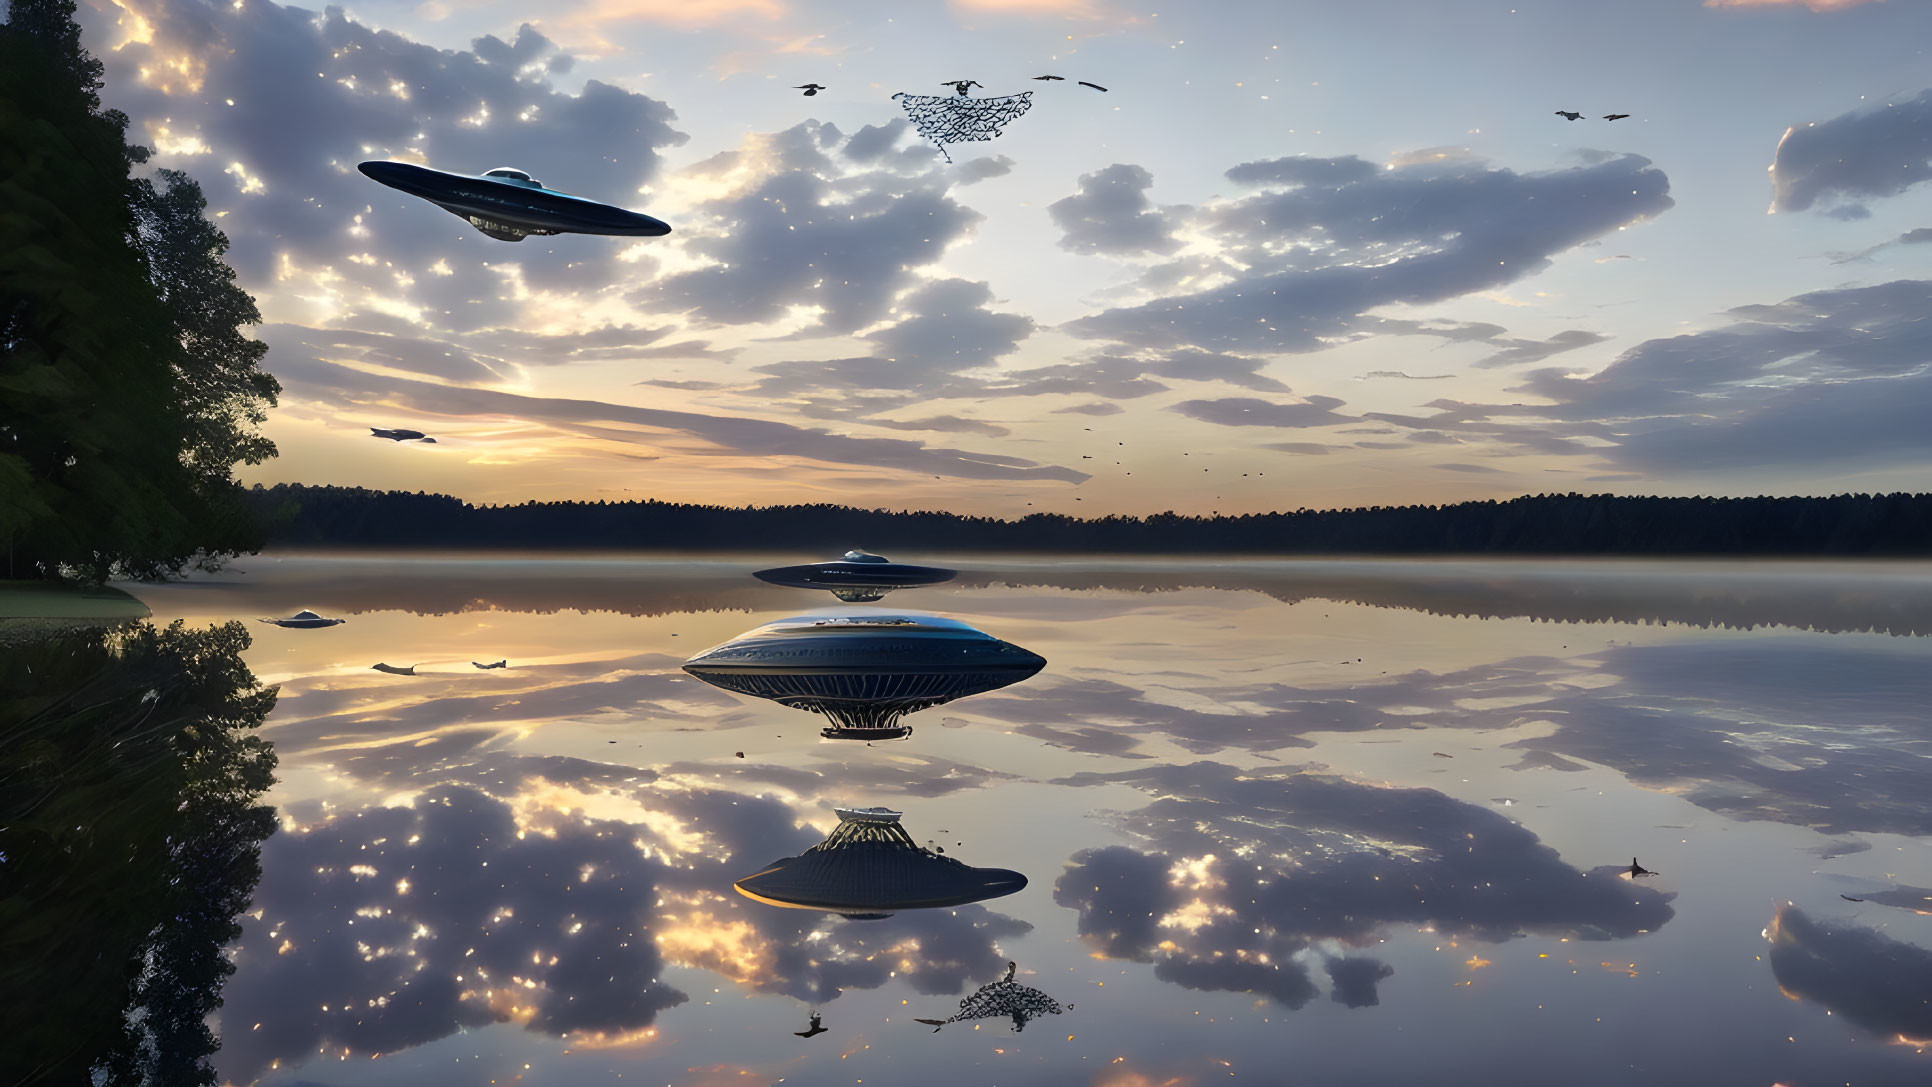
left=250, top=483, right=1932, bottom=556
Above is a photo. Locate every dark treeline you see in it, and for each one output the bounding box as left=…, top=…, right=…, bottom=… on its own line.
left=250, top=483, right=1932, bottom=555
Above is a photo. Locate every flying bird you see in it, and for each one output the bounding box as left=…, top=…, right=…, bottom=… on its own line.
left=794, top=84, right=825, bottom=96
left=370, top=427, right=429, bottom=441
left=472, top=659, right=508, bottom=669
left=1032, top=75, right=1065, bottom=81
left=1628, top=857, right=1656, bottom=877
left=795, top=1012, right=827, bottom=1038
left=1555, top=110, right=1583, bottom=120
left=1840, top=894, right=1865, bottom=902
left=372, top=663, right=417, bottom=676
left=942, top=79, right=984, bottom=96
left=1602, top=113, right=1630, bottom=121
left=1077, top=81, right=1108, bottom=92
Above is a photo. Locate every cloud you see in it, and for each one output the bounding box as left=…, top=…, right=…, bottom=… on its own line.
left=1325, top=956, right=1396, bottom=1008
left=97, top=1, right=686, bottom=325
left=1367, top=279, right=1932, bottom=474
left=1063, top=153, right=1671, bottom=354
left=650, top=122, right=986, bottom=334
left=1052, top=401, right=1126, bottom=416
left=1049, top=163, right=1185, bottom=257
left=1766, top=904, right=1932, bottom=1040
left=1769, top=88, right=1932, bottom=215
left=266, top=329, right=1090, bottom=482
left=1360, top=370, right=1455, bottom=380
left=1471, top=329, right=1609, bottom=369
left=1169, top=395, right=1352, bottom=428
left=1051, top=763, right=1674, bottom=1007
left=216, top=780, right=1034, bottom=1078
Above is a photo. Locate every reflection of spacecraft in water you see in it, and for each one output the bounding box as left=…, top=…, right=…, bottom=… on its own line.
left=734, top=806, right=1026, bottom=919
left=357, top=161, right=673, bottom=242
left=753, top=551, right=956, bottom=602
left=681, top=613, right=1044, bottom=739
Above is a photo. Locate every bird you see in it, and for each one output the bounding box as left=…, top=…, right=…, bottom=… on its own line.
left=942, top=79, right=983, bottom=96
left=1840, top=894, right=1865, bottom=903
left=369, top=427, right=429, bottom=441
left=1555, top=110, right=1583, bottom=121
left=472, top=659, right=508, bottom=669
left=1603, top=113, right=1630, bottom=121
left=372, top=663, right=417, bottom=676
left=1628, top=857, right=1656, bottom=877
left=794, top=84, right=825, bottom=96
left=795, top=1012, right=827, bottom=1038
left=1032, top=75, right=1065, bottom=81
left=1077, top=81, right=1108, bottom=92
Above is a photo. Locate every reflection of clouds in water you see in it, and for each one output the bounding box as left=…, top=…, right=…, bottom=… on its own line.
left=1325, top=955, right=1396, bottom=1008
left=158, top=558, right=1932, bottom=635
left=1767, top=905, right=1932, bottom=1042
left=1052, top=763, right=1673, bottom=1008
left=221, top=785, right=700, bottom=1079
left=222, top=780, right=1029, bottom=1079
left=1515, top=642, right=1932, bottom=836
left=984, top=637, right=1932, bottom=841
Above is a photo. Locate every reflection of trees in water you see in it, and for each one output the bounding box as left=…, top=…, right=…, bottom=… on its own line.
left=0, top=621, right=277, bottom=1085
left=184, top=558, right=1932, bottom=636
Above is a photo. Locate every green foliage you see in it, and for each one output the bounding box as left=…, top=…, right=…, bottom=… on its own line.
left=0, top=620, right=278, bottom=1086
left=1, top=2, right=276, bottom=583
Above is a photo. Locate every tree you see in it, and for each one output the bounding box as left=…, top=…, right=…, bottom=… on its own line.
left=0, top=1, right=277, bottom=581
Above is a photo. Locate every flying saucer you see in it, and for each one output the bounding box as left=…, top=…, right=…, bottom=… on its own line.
left=734, top=806, right=1027, bottom=919
left=753, top=551, right=957, bottom=602
left=681, top=613, right=1045, bottom=740
left=357, top=161, right=672, bottom=242
left=258, top=609, right=345, bottom=629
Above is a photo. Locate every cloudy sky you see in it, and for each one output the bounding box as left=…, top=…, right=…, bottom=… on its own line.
left=76, top=0, right=1932, bottom=515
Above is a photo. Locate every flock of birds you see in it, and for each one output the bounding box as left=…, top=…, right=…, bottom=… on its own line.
left=1556, top=110, right=1630, bottom=121
left=795, top=75, right=1108, bottom=96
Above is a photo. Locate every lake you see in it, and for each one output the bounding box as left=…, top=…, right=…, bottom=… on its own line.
left=25, top=554, right=1932, bottom=1084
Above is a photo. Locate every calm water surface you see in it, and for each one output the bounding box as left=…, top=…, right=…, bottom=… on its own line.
left=116, top=555, right=1932, bottom=1085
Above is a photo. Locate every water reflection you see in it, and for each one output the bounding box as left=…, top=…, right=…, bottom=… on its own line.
left=0, top=621, right=277, bottom=1085
left=1767, top=905, right=1932, bottom=1043
left=683, top=614, right=1045, bottom=739
left=91, top=556, right=1932, bottom=1085
left=184, top=554, right=1932, bottom=636
left=753, top=551, right=957, bottom=603
left=1052, top=763, right=1674, bottom=1008
left=913, top=962, right=1068, bottom=1033
left=734, top=806, right=1026, bottom=918
left=219, top=782, right=1032, bottom=1077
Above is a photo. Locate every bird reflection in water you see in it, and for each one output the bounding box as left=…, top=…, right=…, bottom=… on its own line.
left=913, top=962, right=1069, bottom=1033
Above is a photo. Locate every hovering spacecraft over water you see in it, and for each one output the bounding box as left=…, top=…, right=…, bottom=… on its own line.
left=734, top=806, right=1027, bottom=919
left=754, top=551, right=957, bottom=602
left=356, top=161, right=672, bottom=242
left=369, top=427, right=435, bottom=442
left=681, top=613, right=1045, bottom=740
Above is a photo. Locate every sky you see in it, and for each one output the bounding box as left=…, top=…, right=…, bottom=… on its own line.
left=69, top=0, right=1932, bottom=515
